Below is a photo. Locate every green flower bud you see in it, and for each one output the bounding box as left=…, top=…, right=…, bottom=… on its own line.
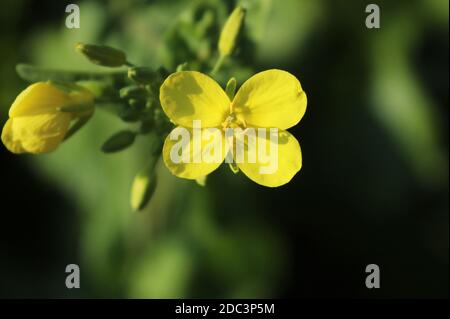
left=139, top=119, right=153, bottom=134
left=128, top=98, right=145, bottom=110
left=128, top=67, right=157, bottom=84
left=218, top=6, right=245, bottom=57
left=119, top=108, right=141, bottom=122
left=145, top=99, right=154, bottom=109
left=130, top=158, right=158, bottom=211
left=225, top=77, right=237, bottom=100
left=176, top=62, right=188, bottom=72
left=156, top=67, right=170, bottom=80
left=101, top=130, right=136, bottom=153
left=76, top=43, right=127, bottom=67
left=119, top=85, right=148, bottom=100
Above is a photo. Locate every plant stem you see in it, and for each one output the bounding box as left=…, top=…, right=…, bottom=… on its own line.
left=210, top=54, right=226, bottom=76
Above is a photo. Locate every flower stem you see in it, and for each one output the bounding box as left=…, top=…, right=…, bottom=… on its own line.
left=210, top=54, right=226, bottom=77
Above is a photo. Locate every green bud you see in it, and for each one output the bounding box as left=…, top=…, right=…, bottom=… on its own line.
left=153, top=108, right=171, bottom=134
left=145, top=82, right=160, bottom=96
left=128, top=98, right=145, bottom=110
left=119, top=108, right=141, bottom=122
left=101, top=130, right=136, bottom=153
left=119, top=85, right=148, bottom=99
left=128, top=67, right=157, bottom=84
left=130, top=158, right=158, bottom=211
left=225, top=77, right=237, bottom=100
left=176, top=62, right=188, bottom=72
left=156, top=67, right=170, bottom=80
left=139, top=119, right=153, bottom=134
left=145, top=99, right=154, bottom=109
left=218, top=6, right=246, bottom=57
left=76, top=43, right=127, bottom=67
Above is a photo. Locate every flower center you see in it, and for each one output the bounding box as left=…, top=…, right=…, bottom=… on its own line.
left=222, top=104, right=246, bottom=130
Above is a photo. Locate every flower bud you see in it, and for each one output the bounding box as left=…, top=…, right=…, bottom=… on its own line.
left=119, top=107, right=141, bottom=122
left=1, top=82, right=94, bottom=154
left=225, top=77, right=237, bottom=100
left=101, top=130, right=136, bottom=153
left=119, top=85, right=148, bottom=100
left=218, top=6, right=245, bottom=57
left=76, top=43, right=127, bottom=67
left=128, top=67, right=157, bottom=84
left=130, top=158, right=158, bottom=211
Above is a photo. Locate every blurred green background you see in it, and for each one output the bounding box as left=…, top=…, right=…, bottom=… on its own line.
left=0, top=0, right=448, bottom=298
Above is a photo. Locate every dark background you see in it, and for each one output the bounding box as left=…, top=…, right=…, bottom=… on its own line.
left=0, top=0, right=448, bottom=298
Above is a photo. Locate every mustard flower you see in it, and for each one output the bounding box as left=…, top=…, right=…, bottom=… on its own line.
left=2, top=82, right=94, bottom=154
left=159, top=69, right=307, bottom=187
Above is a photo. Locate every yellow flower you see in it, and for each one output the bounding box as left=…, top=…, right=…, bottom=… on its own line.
left=160, top=69, right=307, bottom=187
left=1, top=82, right=94, bottom=154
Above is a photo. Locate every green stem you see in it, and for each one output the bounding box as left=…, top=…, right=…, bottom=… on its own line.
left=16, top=64, right=126, bottom=83
left=210, top=54, right=226, bottom=76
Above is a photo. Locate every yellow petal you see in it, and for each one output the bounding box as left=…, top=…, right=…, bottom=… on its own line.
left=236, top=129, right=302, bottom=187
left=3, top=113, right=72, bottom=154
left=162, top=126, right=225, bottom=179
left=9, top=82, right=72, bottom=117
left=232, top=69, right=307, bottom=130
left=160, top=71, right=230, bottom=128
left=1, top=119, right=26, bottom=153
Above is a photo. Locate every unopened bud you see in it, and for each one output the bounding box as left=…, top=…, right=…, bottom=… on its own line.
left=130, top=158, right=158, bottom=211
left=225, top=77, right=237, bottom=100
left=119, top=85, right=148, bottom=100
left=76, top=43, right=127, bottom=67
left=218, top=6, right=245, bottom=57
left=128, top=67, right=157, bottom=84
left=101, top=130, right=136, bottom=153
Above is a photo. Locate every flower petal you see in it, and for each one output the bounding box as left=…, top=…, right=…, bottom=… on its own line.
left=1, top=118, right=26, bottom=153
left=233, top=69, right=307, bottom=130
left=9, top=82, right=72, bottom=117
left=4, top=113, right=72, bottom=154
left=160, top=71, right=230, bottom=128
left=236, top=129, right=302, bottom=187
left=163, top=126, right=226, bottom=179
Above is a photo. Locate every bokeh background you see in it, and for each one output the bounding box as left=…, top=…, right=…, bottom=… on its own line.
left=0, top=0, right=448, bottom=298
